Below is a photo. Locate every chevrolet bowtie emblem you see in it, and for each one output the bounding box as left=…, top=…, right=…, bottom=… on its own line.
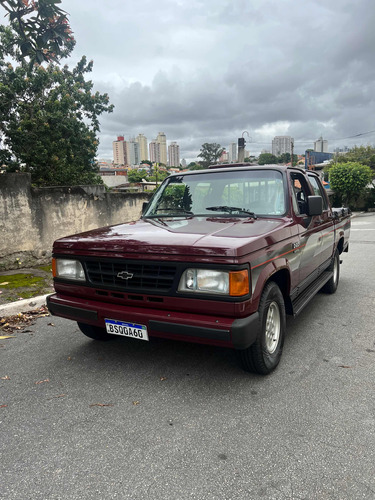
left=117, top=271, right=134, bottom=280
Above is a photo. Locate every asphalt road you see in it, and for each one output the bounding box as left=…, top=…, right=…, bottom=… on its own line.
left=1, top=213, right=374, bottom=500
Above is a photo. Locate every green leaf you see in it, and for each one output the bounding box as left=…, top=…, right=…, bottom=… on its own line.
left=20, top=41, right=32, bottom=55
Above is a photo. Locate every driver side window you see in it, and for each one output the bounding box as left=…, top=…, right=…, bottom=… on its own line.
left=290, top=172, right=310, bottom=215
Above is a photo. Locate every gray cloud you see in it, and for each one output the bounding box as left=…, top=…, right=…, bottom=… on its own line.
left=12, top=0, right=375, bottom=159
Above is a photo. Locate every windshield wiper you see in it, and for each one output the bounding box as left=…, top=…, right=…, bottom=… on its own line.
left=145, top=208, right=194, bottom=217
left=206, top=206, right=257, bottom=218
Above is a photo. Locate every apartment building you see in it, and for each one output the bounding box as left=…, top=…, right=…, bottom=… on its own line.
left=156, top=132, right=167, bottom=165
left=228, top=142, right=237, bottom=162
left=135, top=134, right=148, bottom=161
left=272, top=136, right=293, bottom=156
left=113, top=136, right=127, bottom=165
left=314, top=136, right=328, bottom=153
left=168, top=141, right=180, bottom=167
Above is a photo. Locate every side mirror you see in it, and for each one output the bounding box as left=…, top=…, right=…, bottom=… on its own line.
left=307, top=196, right=323, bottom=216
left=142, top=202, right=149, bottom=215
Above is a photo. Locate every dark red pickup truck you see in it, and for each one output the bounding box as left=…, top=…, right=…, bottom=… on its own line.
left=47, top=164, right=350, bottom=374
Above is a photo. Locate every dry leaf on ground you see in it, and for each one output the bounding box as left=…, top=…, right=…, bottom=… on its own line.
left=89, top=403, right=114, bottom=407
left=0, top=306, right=49, bottom=334
left=35, top=379, right=50, bottom=385
left=48, top=394, right=67, bottom=400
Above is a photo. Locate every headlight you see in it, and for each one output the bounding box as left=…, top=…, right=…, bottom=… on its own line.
left=178, top=268, right=249, bottom=296
left=52, top=258, right=86, bottom=281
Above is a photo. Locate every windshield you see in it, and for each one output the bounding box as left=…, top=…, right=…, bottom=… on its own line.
left=143, top=169, right=286, bottom=218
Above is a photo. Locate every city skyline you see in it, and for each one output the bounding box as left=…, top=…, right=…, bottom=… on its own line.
left=110, top=132, right=335, bottom=165
left=43, top=0, right=375, bottom=163
left=112, top=132, right=180, bottom=166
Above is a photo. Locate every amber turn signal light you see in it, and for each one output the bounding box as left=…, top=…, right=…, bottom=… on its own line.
left=52, top=258, right=57, bottom=278
left=229, top=269, right=250, bottom=296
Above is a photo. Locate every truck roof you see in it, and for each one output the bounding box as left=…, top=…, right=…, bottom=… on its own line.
left=171, top=163, right=309, bottom=178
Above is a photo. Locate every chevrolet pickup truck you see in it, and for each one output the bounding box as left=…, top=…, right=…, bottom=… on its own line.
left=47, top=164, right=350, bottom=374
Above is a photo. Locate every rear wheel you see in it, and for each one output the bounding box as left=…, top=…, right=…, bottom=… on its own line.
left=238, top=281, right=286, bottom=375
left=322, top=250, right=340, bottom=294
left=77, top=322, right=112, bottom=341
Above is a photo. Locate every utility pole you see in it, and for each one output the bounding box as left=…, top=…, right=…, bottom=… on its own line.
left=238, top=137, right=245, bottom=162
left=291, top=139, right=294, bottom=167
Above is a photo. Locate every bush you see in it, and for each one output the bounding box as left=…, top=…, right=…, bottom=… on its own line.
left=329, top=162, right=373, bottom=207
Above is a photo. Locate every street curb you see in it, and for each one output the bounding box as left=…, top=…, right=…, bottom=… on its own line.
left=0, top=294, right=50, bottom=317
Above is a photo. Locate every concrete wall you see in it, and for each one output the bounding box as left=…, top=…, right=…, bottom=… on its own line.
left=101, top=175, right=128, bottom=188
left=0, top=173, right=151, bottom=270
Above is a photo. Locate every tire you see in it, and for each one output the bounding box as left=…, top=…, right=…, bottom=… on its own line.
left=77, top=322, right=112, bottom=341
left=237, top=281, right=286, bottom=375
left=322, top=250, right=340, bottom=294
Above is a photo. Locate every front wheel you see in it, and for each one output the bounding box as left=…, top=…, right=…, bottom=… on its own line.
left=77, top=322, right=112, bottom=341
left=237, top=282, right=286, bottom=375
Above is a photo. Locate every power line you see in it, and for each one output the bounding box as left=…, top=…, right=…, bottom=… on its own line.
left=246, top=129, right=375, bottom=146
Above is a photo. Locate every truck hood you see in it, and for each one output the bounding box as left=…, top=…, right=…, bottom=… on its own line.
left=53, top=216, right=292, bottom=258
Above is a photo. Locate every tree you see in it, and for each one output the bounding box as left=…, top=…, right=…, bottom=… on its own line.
left=198, top=143, right=224, bottom=168
left=128, top=169, right=149, bottom=183
left=0, top=0, right=75, bottom=65
left=258, top=153, right=278, bottom=165
left=188, top=162, right=204, bottom=170
left=148, top=167, right=169, bottom=183
left=140, top=160, right=152, bottom=166
left=0, top=0, right=114, bottom=186
left=277, top=152, right=298, bottom=164
left=333, top=145, right=375, bottom=170
left=329, top=162, right=373, bottom=206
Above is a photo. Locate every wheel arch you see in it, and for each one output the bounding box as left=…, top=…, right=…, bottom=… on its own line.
left=337, top=236, right=345, bottom=254
left=252, top=263, right=292, bottom=316
left=266, top=268, right=293, bottom=315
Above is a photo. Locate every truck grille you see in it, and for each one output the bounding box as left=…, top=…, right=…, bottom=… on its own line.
left=84, top=260, right=177, bottom=293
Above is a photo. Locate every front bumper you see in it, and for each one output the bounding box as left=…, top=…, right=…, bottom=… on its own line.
left=47, top=294, right=260, bottom=350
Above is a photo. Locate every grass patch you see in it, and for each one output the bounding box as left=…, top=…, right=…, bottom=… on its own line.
left=38, top=265, right=53, bottom=273
left=0, top=274, right=44, bottom=289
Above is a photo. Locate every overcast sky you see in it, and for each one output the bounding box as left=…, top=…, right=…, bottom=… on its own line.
left=8, top=0, right=375, bottom=160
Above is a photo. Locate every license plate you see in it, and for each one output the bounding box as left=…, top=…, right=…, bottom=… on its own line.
left=104, top=319, right=149, bottom=341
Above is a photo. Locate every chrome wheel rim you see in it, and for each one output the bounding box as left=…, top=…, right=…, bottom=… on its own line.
left=265, top=301, right=281, bottom=354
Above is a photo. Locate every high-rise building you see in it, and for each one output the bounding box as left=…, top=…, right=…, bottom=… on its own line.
left=135, top=134, right=148, bottom=161
left=272, top=136, right=293, bottom=156
left=149, top=141, right=161, bottom=164
left=113, top=136, right=127, bottom=165
left=314, top=136, right=328, bottom=153
left=127, top=139, right=140, bottom=166
left=156, top=132, right=167, bottom=165
left=228, top=143, right=237, bottom=162
left=168, top=142, right=180, bottom=167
